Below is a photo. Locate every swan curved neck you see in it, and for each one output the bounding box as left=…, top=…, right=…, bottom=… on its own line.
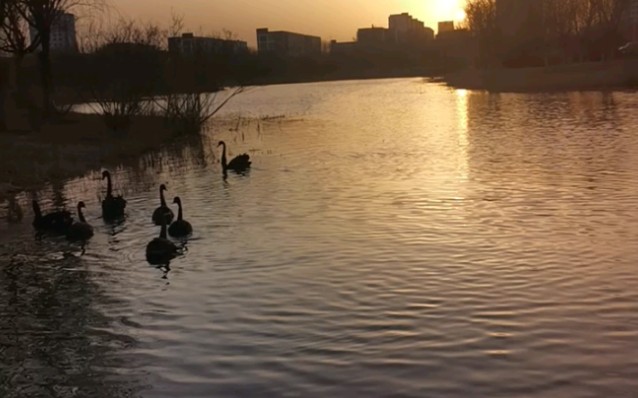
left=177, top=201, right=183, bottom=221
left=78, top=206, right=86, bottom=223
left=105, top=174, right=113, bottom=197
left=160, top=188, right=167, bottom=206
left=221, top=143, right=227, bottom=170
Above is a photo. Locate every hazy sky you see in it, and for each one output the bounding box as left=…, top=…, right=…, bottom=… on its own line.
left=109, top=0, right=466, bottom=47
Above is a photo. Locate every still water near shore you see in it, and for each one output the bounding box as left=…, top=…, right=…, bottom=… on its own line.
left=1, top=79, right=638, bottom=397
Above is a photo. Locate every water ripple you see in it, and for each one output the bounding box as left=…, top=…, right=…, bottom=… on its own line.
left=1, top=80, right=638, bottom=397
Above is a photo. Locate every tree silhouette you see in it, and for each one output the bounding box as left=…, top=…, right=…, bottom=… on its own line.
left=17, top=0, right=103, bottom=117
left=0, top=0, right=40, bottom=117
left=465, top=0, right=631, bottom=67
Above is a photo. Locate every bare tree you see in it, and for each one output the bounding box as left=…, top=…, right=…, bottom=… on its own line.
left=0, top=1, right=40, bottom=130
left=79, top=18, right=166, bottom=135
left=464, top=0, right=498, bottom=66
left=587, top=0, right=627, bottom=59
left=0, top=0, right=40, bottom=106
left=0, top=0, right=39, bottom=58
left=17, top=0, right=104, bottom=116
left=156, top=88, right=245, bottom=136
left=75, top=13, right=246, bottom=136
left=465, top=0, right=631, bottom=66
left=221, top=28, right=237, bottom=41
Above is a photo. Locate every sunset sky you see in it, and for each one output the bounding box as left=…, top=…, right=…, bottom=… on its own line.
left=109, top=0, right=467, bottom=47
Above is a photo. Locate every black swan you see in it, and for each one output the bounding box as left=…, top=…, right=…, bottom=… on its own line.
left=146, top=215, right=180, bottom=264
left=32, top=200, right=73, bottom=234
left=66, top=201, right=94, bottom=241
left=101, top=170, right=126, bottom=221
left=168, top=196, right=193, bottom=238
left=152, top=184, right=175, bottom=226
left=218, top=141, right=251, bottom=176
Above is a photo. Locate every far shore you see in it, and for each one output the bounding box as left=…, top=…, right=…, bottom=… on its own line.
left=442, top=59, right=638, bottom=92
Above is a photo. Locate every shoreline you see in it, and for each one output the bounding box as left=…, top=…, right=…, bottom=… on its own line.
left=0, top=112, right=182, bottom=202
left=442, top=59, right=638, bottom=92
left=4, top=62, right=637, bottom=207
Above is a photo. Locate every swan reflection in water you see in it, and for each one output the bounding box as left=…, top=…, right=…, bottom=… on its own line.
left=66, top=201, right=94, bottom=256
left=146, top=215, right=186, bottom=278
left=6, top=195, right=23, bottom=223
left=150, top=262, right=172, bottom=279
left=106, top=216, right=127, bottom=237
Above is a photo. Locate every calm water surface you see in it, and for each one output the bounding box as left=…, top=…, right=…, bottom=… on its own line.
left=1, top=79, right=638, bottom=397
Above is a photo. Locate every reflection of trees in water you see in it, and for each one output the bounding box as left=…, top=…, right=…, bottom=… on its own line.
left=4, top=195, right=23, bottom=223
left=128, top=121, right=261, bottom=192
left=51, top=180, right=66, bottom=210
left=129, top=135, right=213, bottom=193
left=0, top=247, right=143, bottom=398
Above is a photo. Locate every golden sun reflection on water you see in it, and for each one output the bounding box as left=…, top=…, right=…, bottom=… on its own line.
left=455, top=88, right=469, bottom=184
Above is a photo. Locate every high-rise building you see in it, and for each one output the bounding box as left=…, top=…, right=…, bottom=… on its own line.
left=389, top=13, right=434, bottom=43
left=256, top=28, right=321, bottom=57
left=331, top=12, right=434, bottom=53
left=357, top=27, right=392, bottom=48
left=438, top=21, right=455, bottom=35
left=330, top=40, right=356, bottom=54
left=30, top=12, right=77, bottom=53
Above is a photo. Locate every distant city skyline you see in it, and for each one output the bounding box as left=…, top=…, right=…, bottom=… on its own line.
left=108, top=0, right=466, bottom=47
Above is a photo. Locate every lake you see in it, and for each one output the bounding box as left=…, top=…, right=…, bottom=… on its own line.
left=1, top=78, right=638, bottom=398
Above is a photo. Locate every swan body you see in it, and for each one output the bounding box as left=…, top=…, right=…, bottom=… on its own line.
left=32, top=200, right=73, bottom=234
left=146, top=216, right=180, bottom=264
left=168, top=196, right=193, bottom=238
left=101, top=170, right=126, bottom=221
left=152, top=184, right=174, bottom=226
left=66, top=201, right=94, bottom=241
left=218, top=141, right=251, bottom=176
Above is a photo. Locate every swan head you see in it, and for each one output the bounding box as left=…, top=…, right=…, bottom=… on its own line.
left=172, top=196, right=181, bottom=205
left=102, top=170, right=110, bottom=180
left=160, top=184, right=168, bottom=192
left=78, top=201, right=86, bottom=209
left=217, top=141, right=225, bottom=147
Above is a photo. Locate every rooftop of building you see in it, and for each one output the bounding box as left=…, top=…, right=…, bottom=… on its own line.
left=169, top=33, right=247, bottom=43
left=256, top=28, right=321, bottom=38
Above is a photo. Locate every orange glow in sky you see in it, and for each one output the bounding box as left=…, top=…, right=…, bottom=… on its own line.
left=108, top=0, right=466, bottom=46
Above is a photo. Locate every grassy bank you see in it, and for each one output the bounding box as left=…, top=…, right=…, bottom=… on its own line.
left=0, top=112, right=176, bottom=201
left=443, top=59, right=638, bottom=92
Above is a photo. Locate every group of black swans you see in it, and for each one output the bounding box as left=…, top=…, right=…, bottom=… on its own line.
left=31, top=141, right=251, bottom=263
